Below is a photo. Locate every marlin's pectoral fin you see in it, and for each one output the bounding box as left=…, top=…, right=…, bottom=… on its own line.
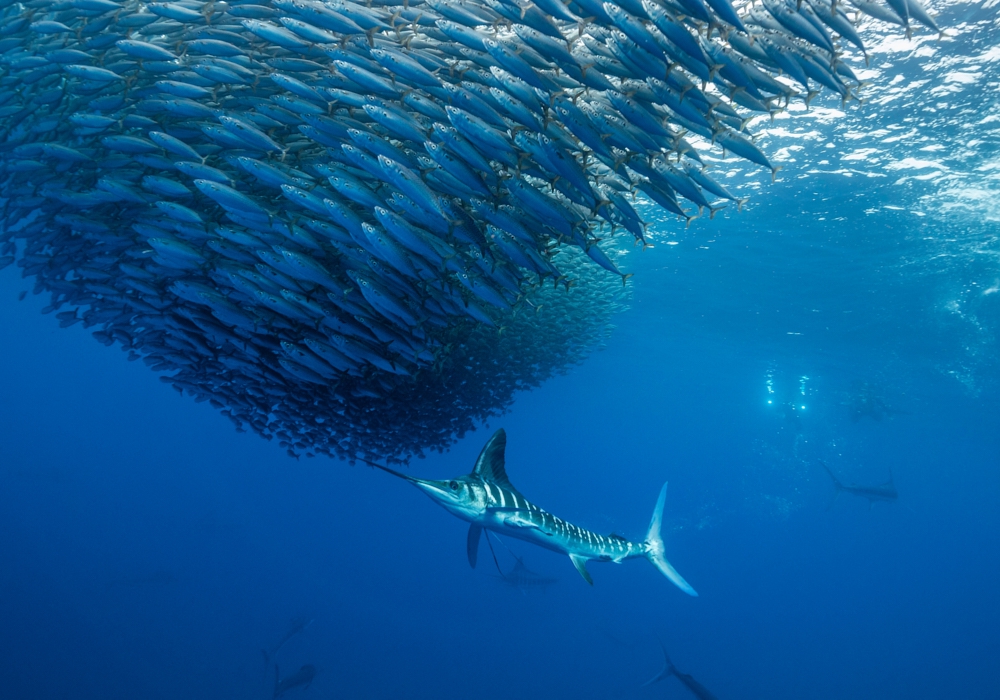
left=466, top=524, right=482, bottom=569
left=569, top=553, right=593, bottom=586
left=486, top=507, right=551, bottom=535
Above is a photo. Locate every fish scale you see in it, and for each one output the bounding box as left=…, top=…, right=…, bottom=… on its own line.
left=0, top=0, right=935, bottom=460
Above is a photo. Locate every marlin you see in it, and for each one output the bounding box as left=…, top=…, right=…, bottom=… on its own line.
left=370, top=429, right=697, bottom=594
left=820, top=461, right=898, bottom=510
left=273, top=664, right=316, bottom=699
left=643, top=645, right=718, bottom=700
left=262, top=616, right=314, bottom=667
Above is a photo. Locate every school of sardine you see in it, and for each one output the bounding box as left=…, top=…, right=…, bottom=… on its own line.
left=0, top=0, right=937, bottom=460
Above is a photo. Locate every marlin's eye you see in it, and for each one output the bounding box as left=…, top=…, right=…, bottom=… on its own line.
left=449, top=481, right=459, bottom=491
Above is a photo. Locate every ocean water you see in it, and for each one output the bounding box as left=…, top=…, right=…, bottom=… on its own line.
left=2, top=2, right=1000, bottom=699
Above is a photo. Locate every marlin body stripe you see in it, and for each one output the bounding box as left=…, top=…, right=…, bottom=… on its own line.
left=373, top=429, right=697, bottom=595
left=476, top=480, right=644, bottom=562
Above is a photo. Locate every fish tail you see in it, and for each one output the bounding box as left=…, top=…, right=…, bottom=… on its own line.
left=661, top=646, right=675, bottom=674
left=644, top=482, right=697, bottom=596
left=820, top=461, right=843, bottom=511
left=819, top=461, right=843, bottom=490
left=641, top=642, right=676, bottom=687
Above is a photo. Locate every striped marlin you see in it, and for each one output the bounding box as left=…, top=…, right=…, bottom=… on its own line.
left=820, top=461, right=898, bottom=510
left=371, top=429, right=697, bottom=595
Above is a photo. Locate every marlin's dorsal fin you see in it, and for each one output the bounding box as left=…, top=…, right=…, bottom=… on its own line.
left=471, top=428, right=518, bottom=492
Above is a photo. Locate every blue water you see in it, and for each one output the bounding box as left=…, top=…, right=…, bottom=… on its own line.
left=3, top=4, right=1000, bottom=699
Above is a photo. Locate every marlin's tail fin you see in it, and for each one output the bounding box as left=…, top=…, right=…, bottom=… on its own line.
left=645, top=482, right=697, bottom=596
left=819, top=461, right=844, bottom=490
left=641, top=643, right=676, bottom=687
left=820, top=461, right=843, bottom=511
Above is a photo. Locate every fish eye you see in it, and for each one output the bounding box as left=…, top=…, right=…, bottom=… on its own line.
left=449, top=480, right=459, bottom=491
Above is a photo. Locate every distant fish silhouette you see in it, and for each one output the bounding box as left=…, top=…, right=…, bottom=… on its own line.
left=643, top=645, right=718, bottom=700
left=493, top=555, right=558, bottom=594
left=273, top=664, right=317, bottom=699
left=262, top=616, right=314, bottom=667
left=820, top=462, right=898, bottom=510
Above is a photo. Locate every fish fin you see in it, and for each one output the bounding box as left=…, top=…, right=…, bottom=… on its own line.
left=485, top=506, right=532, bottom=514
left=471, top=428, right=520, bottom=494
left=466, top=524, right=482, bottom=568
left=569, top=553, right=593, bottom=586
left=645, top=482, right=697, bottom=596
left=641, top=643, right=675, bottom=687
left=708, top=203, right=727, bottom=219
left=274, top=664, right=279, bottom=699
left=487, top=507, right=552, bottom=535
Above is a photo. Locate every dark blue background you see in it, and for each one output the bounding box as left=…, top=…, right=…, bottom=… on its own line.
left=3, top=193, right=999, bottom=698
left=3, top=4, right=1000, bottom=697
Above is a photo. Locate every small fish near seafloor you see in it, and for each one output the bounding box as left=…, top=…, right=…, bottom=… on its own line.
left=370, top=428, right=697, bottom=594
left=0, top=0, right=942, bottom=463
